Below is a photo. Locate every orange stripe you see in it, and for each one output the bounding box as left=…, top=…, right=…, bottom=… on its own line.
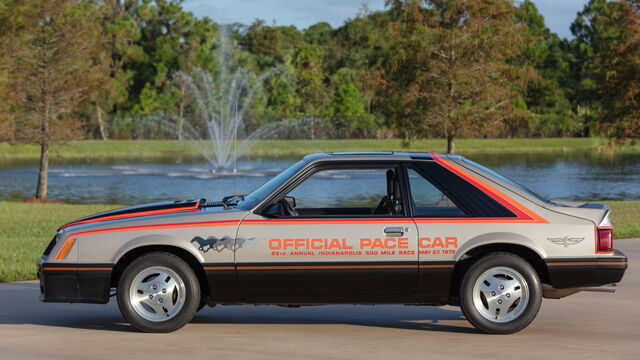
left=59, top=201, right=202, bottom=229
left=42, top=267, right=112, bottom=271
left=547, top=261, right=627, bottom=266
left=203, top=266, right=235, bottom=270
left=430, top=154, right=548, bottom=224
left=53, top=238, right=76, bottom=260
left=238, top=264, right=418, bottom=270
left=67, top=220, right=240, bottom=238
left=241, top=219, right=415, bottom=225
left=420, top=264, right=455, bottom=268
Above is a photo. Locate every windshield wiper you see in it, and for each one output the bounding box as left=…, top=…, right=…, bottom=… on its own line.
left=221, top=194, right=245, bottom=209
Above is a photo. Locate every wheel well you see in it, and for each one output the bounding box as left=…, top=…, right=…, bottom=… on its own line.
left=110, top=245, right=210, bottom=297
left=448, top=243, right=549, bottom=304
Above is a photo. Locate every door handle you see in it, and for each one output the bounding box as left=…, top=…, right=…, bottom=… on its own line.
left=384, top=227, right=405, bottom=237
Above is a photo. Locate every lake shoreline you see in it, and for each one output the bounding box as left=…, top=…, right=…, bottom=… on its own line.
left=2, top=138, right=640, bottom=163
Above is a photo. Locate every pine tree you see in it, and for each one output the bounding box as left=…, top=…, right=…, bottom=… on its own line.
left=2, top=0, right=107, bottom=199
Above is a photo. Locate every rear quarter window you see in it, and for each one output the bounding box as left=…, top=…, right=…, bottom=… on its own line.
left=410, top=161, right=516, bottom=218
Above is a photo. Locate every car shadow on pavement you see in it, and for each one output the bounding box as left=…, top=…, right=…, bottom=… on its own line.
left=0, top=281, right=475, bottom=334
left=191, top=305, right=476, bottom=334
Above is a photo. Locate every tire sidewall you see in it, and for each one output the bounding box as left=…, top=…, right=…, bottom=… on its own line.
left=117, top=252, right=200, bottom=333
left=460, top=253, right=542, bottom=334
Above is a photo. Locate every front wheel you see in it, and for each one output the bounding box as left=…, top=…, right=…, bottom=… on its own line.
left=459, top=252, right=542, bottom=334
left=117, top=252, right=200, bottom=333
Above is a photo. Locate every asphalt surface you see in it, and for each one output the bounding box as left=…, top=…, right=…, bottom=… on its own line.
left=1, top=239, right=638, bottom=360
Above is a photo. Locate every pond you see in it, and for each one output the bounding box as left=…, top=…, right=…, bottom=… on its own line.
left=0, top=152, right=638, bottom=205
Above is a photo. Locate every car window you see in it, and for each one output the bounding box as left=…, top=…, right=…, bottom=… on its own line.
left=407, top=168, right=466, bottom=217
left=285, top=167, right=404, bottom=216
left=238, top=160, right=306, bottom=209
left=458, top=157, right=557, bottom=206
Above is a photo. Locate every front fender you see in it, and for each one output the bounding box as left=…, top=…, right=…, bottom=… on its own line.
left=111, top=234, right=205, bottom=264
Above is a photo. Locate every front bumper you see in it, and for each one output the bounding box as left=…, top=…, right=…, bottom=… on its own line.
left=38, top=259, right=113, bottom=304
left=545, top=249, right=628, bottom=289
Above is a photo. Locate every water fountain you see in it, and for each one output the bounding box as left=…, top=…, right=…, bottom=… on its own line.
left=174, top=27, right=289, bottom=173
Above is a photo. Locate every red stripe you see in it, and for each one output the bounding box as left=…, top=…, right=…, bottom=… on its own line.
left=430, top=154, right=547, bottom=224
left=42, top=267, right=112, bottom=271
left=67, top=219, right=240, bottom=238
left=241, top=218, right=414, bottom=225
left=59, top=200, right=202, bottom=230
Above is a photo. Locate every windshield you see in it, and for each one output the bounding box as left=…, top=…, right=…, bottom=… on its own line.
left=237, top=160, right=307, bottom=210
left=458, top=157, right=556, bottom=206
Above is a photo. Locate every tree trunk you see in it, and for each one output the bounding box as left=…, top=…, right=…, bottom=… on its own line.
left=310, top=117, right=316, bottom=140
left=177, top=82, right=186, bottom=140
left=96, top=103, right=108, bottom=140
left=446, top=134, right=455, bottom=154
left=178, top=101, right=185, bottom=141
left=35, top=139, right=49, bottom=200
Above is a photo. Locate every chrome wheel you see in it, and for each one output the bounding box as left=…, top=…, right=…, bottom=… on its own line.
left=472, top=266, right=529, bottom=323
left=128, top=266, right=186, bottom=322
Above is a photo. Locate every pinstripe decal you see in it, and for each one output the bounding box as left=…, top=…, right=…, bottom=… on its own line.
left=59, top=200, right=202, bottom=230
left=430, top=154, right=548, bottom=224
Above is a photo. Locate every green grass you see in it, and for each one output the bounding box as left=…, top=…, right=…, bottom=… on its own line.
left=2, top=138, right=639, bottom=163
left=607, top=201, right=640, bottom=239
left=0, top=200, right=638, bottom=282
left=0, top=202, right=117, bottom=282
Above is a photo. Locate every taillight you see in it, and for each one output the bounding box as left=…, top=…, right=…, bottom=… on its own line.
left=597, top=228, right=613, bottom=252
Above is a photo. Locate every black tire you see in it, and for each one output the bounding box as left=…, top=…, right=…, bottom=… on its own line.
left=117, top=252, right=200, bottom=333
left=459, top=252, right=542, bottom=334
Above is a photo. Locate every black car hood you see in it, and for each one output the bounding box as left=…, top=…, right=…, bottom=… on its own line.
left=58, top=199, right=203, bottom=230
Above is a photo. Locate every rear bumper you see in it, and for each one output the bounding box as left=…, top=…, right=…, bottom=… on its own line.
left=545, top=250, right=628, bottom=289
left=38, top=260, right=113, bottom=304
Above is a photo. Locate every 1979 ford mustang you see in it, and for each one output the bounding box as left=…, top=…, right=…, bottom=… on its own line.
left=38, top=152, right=628, bottom=333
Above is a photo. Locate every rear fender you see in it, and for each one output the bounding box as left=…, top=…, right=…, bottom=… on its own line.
left=455, top=232, right=547, bottom=261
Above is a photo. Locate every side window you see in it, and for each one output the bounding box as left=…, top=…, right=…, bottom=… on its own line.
left=407, top=168, right=466, bottom=217
left=285, top=167, right=404, bottom=216
left=414, top=161, right=517, bottom=218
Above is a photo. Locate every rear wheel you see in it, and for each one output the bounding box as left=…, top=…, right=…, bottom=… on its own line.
left=117, top=252, right=200, bottom=333
left=459, top=252, right=542, bottom=334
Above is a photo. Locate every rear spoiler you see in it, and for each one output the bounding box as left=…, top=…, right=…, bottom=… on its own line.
left=546, top=201, right=612, bottom=227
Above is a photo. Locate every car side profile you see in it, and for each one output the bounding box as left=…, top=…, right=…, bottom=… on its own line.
left=38, top=152, right=628, bottom=333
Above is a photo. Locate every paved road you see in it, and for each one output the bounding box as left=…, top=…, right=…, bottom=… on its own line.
left=1, top=240, right=638, bottom=360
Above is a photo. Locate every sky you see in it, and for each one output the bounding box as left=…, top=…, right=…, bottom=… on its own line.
left=182, top=0, right=587, bottom=39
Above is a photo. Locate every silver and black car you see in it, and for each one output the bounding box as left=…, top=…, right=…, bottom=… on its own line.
left=38, top=152, right=628, bottom=333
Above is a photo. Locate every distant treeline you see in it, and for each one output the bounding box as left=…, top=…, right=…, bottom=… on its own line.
left=1, top=0, right=639, bottom=150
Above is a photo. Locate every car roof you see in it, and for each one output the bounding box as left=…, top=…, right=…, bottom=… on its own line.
left=303, top=151, right=464, bottom=163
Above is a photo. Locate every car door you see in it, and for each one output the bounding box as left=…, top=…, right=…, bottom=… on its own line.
left=235, top=162, right=419, bottom=299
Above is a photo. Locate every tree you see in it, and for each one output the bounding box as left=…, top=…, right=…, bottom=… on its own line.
left=590, top=0, right=640, bottom=141
left=304, top=22, right=333, bottom=45
left=92, top=0, right=142, bottom=140
left=2, top=0, right=107, bottom=199
left=293, top=44, right=330, bottom=116
left=0, top=0, right=16, bottom=141
left=566, top=0, right=612, bottom=132
left=515, top=0, right=578, bottom=137
left=379, top=0, right=533, bottom=152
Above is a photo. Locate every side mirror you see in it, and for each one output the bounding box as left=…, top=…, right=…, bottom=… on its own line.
left=262, top=202, right=284, bottom=217
left=262, top=196, right=296, bottom=218
left=283, top=196, right=296, bottom=208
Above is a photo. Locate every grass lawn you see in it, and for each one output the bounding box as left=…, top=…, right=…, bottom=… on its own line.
left=0, top=202, right=117, bottom=282
left=0, top=200, right=638, bottom=282
left=1, top=138, right=639, bottom=163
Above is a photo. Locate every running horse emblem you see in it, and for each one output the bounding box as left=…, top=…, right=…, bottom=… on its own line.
left=191, top=236, right=256, bottom=253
